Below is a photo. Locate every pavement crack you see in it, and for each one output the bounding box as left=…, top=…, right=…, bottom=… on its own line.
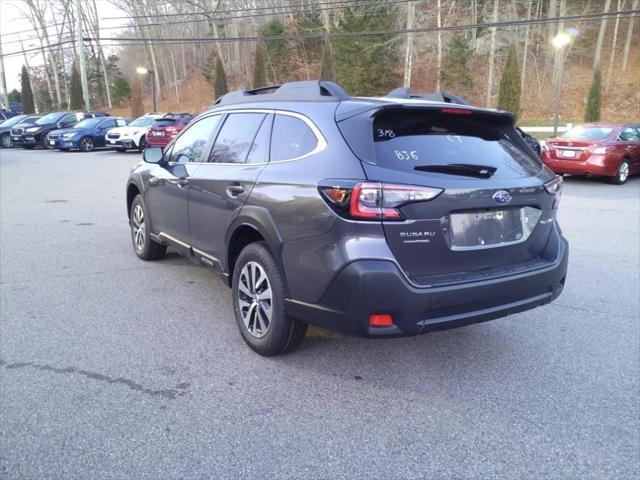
left=549, top=301, right=638, bottom=319
left=0, top=358, right=189, bottom=400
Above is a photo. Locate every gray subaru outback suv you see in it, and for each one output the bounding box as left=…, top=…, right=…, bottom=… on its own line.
left=126, top=80, right=568, bottom=356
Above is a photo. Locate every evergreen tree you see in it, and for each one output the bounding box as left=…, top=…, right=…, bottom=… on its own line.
left=253, top=44, right=267, bottom=88
left=296, top=9, right=324, bottom=62
left=584, top=69, right=602, bottom=122
left=69, top=62, right=84, bottom=110
left=203, top=49, right=216, bottom=85
left=440, top=35, right=474, bottom=94
left=320, top=42, right=335, bottom=81
left=497, top=47, right=521, bottom=120
left=131, top=80, right=144, bottom=118
left=111, top=76, right=132, bottom=106
left=8, top=89, right=21, bottom=103
left=261, top=19, right=289, bottom=84
left=213, top=54, right=228, bottom=99
left=20, top=66, right=35, bottom=114
left=331, top=5, right=401, bottom=96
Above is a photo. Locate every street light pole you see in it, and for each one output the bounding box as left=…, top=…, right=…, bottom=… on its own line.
left=136, top=66, right=157, bottom=113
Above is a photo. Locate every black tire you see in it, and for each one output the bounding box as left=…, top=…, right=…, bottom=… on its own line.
left=79, top=136, right=94, bottom=152
left=610, top=159, right=630, bottom=185
left=232, top=242, right=307, bottom=356
left=0, top=133, right=12, bottom=148
left=129, top=194, right=166, bottom=261
left=138, top=135, right=146, bottom=152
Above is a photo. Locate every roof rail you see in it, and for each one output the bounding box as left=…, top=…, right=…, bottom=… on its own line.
left=211, top=80, right=349, bottom=107
left=386, top=87, right=470, bottom=106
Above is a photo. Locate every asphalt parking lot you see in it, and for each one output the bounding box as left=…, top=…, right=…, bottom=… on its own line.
left=1, top=147, right=638, bottom=479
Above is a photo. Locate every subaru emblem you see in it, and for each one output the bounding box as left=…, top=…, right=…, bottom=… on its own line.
left=493, top=190, right=512, bottom=205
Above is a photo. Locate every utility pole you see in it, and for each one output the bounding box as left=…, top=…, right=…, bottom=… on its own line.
left=75, top=0, right=90, bottom=110
left=0, top=36, right=9, bottom=111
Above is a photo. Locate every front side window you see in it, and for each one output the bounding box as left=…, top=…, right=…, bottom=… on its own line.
left=166, top=115, right=221, bottom=164
left=620, top=127, right=640, bottom=142
left=270, top=114, right=318, bottom=161
left=99, top=119, right=117, bottom=129
left=209, top=113, right=266, bottom=164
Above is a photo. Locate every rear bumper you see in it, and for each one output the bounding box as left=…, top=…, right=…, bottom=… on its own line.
left=544, top=154, right=618, bottom=177
left=145, top=137, right=170, bottom=148
left=285, top=228, right=569, bottom=337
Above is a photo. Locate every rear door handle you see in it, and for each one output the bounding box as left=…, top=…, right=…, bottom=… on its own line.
left=226, top=184, right=245, bottom=197
left=177, top=178, right=189, bottom=188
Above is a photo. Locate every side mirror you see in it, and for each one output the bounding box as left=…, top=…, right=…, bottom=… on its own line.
left=143, top=147, right=164, bottom=164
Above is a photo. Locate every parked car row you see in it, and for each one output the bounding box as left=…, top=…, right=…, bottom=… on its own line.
left=0, top=111, right=195, bottom=152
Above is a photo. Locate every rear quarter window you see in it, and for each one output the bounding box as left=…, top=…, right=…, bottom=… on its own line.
left=270, top=114, right=318, bottom=161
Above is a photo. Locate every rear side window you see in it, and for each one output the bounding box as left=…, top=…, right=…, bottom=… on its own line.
left=209, top=113, right=266, bottom=164
left=100, top=119, right=117, bottom=129
left=371, top=109, right=540, bottom=178
left=270, top=114, right=318, bottom=161
left=620, top=127, right=640, bottom=142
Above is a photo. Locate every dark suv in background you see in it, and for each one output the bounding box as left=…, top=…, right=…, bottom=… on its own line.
left=126, top=80, right=568, bottom=356
left=21, top=111, right=107, bottom=149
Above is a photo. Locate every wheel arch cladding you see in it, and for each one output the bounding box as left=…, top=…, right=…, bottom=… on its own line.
left=126, top=183, right=141, bottom=219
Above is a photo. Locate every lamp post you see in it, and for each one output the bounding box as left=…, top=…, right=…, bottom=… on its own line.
left=551, top=32, right=572, bottom=137
left=136, top=66, right=156, bottom=112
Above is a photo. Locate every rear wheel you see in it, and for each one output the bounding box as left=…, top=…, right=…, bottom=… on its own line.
left=232, top=242, right=307, bottom=356
left=130, top=195, right=166, bottom=260
left=80, top=136, right=94, bottom=152
left=611, top=159, right=630, bottom=185
left=42, top=133, right=54, bottom=149
left=1, top=133, right=12, bottom=148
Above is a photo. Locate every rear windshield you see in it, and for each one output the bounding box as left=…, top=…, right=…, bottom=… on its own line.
left=152, top=119, right=177, bottom=128
left=561, top=126, right=613, bottom=140
left=371, top=109, right=540, bottom=178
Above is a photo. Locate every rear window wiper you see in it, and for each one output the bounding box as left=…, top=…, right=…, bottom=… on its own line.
left=414, top=163, right=497, bottom=178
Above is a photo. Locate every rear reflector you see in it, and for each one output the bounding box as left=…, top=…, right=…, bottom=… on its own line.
left=369, top=314, right=393, bottom=327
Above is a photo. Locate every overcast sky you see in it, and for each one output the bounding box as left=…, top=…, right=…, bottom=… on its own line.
left=1, top=0, right=128, bottom=92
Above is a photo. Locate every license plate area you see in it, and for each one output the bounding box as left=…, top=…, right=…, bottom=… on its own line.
left=445, top=207, right=541, bottom=251
left=153, top=131, right=163, bottom=137
left=559, top=149, right=576, bottom=158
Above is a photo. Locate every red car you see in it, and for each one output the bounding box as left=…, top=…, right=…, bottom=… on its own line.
left=145, top=113, right=193, bottom=149
left=542, top=123, right=640, bottom=184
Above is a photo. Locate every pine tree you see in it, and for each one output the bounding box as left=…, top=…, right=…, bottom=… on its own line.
left=320, top=42, right=335, bottom=81
left=440, top=35, right=474, bottom=94
left=584, top=69, right=602, bottom=122
left=213, top=54, right=228, bottom=99
left=332, top=4, right=401, bottom=96
left=296, top=9, right=324, bottom=63
left=253, top=44, right=267, bottom=88
left=20, top=66, right=35, bottom=114
left=497, top=47, right=522, bottom=120
left=8, top=89, right=21, bottom=103
left=69, top=62, right=84, bottom=110
left=261, top=20, right=289, bottom=84
left=131, top=80, right=144, bottom=118
left=203, top=49, right=216, bottom=85
left=111, top=76, right=132, bottom=106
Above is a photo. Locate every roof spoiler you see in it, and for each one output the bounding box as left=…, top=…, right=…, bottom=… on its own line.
left=386, top=87, right=470, bottom=106
left=211, top=80, right=349, bottom=107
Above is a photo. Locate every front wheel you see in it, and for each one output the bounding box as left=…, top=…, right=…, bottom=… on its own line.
left=1, top=133, right=12, bottom=148
left=232, top=242, right=307, bottom=356
left=138, top=135, right=146, bottom=152
left=42, top=133, right=54, bottom=149
left=611, top=160, right=630, bottom=185
left=80, top=136, right=94, bottom=152
left=130, top=195, right=166, bottom=260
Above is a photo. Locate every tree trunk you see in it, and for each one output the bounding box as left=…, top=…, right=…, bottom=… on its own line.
left=622, top=0, right=639, bottom=71
left=171, top=49, right=180, bottom=102
left=520, top=0, right=533, bottom=101
left=21, top=41, right=39, bottom=113
left=606, top=0, right=624, bottom=86
left=485, top=0, right=499, bottom=107
left=552, top=0, right=567, bottom=89
left=403, top=1, right=415, bottom=88
left=593, top=0, right=612, bottom=70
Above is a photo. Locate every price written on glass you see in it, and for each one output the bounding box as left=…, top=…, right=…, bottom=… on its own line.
left=394, top=150, right=419, bottom=160
left=376, top=128, right=396, bottom=138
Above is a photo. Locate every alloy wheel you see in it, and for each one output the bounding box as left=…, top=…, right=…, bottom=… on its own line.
left=1, top=135, right=12, bottom=148
left=81, top=137, right=94, bottom=152
left=131, top=204, right=146, bottom=252
left=237, top=261, right=273, bottom=338
left=618, top=161, right=629, bottom=183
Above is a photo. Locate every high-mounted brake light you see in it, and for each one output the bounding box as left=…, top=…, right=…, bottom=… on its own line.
left=320, top=182, right=443, bottom=221
left=441, top=108, right=473, bottom=115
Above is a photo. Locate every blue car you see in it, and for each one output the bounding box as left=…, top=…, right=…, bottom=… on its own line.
left=50, top=117, right=128, bottom=152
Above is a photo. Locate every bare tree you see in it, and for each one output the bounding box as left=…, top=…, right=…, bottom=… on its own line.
left=621, top=0, right=639, bottom=71
left=485, top=0, right=499, bottom=107
left=593, top=0, right=612, bottom=70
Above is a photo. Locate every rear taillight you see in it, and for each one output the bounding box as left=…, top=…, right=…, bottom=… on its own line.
left=544, top=175, right=563, bottom=209
left=320, top=182, right=442, bottom=221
